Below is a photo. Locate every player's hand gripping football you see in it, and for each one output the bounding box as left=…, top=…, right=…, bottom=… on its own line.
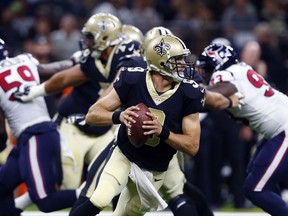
left=142, top=112, right=163, bottom=137
left=120, top=105, right=140, bottom=127
left=122, top=104, right=158, bottom=147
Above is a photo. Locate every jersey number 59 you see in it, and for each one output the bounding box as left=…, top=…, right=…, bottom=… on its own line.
left=0, top=65, right=36, bottom=101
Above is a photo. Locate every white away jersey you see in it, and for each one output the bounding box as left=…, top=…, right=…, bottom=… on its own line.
left=210, top=62, right=288, bottom=139
left=0, top=54, right=51, bottom=138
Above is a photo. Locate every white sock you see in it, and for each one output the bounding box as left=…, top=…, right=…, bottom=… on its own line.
left=15, top=192, right=33, bottom=210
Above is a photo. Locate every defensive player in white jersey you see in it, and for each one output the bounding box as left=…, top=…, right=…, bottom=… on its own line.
left=0, top=38, right=78, bottom=216
left=196, top=43, right=288, bottom=216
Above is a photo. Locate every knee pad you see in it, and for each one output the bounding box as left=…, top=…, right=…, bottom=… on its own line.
left=90, top=173, right=121, bottom=208
left=168, top=194, right=198, bottom=216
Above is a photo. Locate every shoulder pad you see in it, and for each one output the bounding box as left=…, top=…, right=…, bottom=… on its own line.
left=209, top=70, right=235, bottom=86
left=22, top=53, right=39, bottom=65
left=182, top=79, right=206, bottom=99
left=118, top=55, right=147, bottom=69
left=120, top=67, right=147, bottom=85
left=79, top=49, right=91, bottom=63
left=116, top=39, right=141, bottom=55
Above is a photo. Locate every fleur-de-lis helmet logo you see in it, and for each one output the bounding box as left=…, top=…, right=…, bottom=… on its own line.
left=153, top=39, right=171, bottom=57
left=97, top=20, right=115, bottom=32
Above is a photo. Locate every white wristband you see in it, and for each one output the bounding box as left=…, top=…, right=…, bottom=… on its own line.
left=14, top=83, right=48, bottom=102
left=30, top=83, right=47, bottom=98
left=18, top=83, right=48, bottom=102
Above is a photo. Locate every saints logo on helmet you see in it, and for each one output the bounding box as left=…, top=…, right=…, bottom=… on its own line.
left=81, top=13, right=122, bottom=53
left=153, top=39, right=171, bottom=57
left=145, top=35, right=194, bottom=82
left=141, top=26, right=173, bottom=55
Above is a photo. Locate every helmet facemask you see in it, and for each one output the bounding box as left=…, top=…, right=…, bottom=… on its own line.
left=195, top=53, right=216, bottom=83
left=162, top=50, right=195, bottom=82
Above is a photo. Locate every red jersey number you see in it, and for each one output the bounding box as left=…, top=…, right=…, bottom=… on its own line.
left=0, top=65, right=36, bottom=101
left=247, top=69, right=274, bottom=97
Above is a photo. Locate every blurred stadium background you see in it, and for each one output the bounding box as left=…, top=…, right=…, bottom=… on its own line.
left=2, top=0, right=288, bottom=214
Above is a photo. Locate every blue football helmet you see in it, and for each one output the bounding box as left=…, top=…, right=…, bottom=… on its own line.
left=196, top=43, right=238, bottom=73
left=0, top=38, right=8, bottom=61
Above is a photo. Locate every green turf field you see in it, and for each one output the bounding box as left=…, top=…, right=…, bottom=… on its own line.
left=24, top=201, right=267, bottom=215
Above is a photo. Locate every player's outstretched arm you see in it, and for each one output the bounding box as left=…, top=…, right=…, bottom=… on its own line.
left=204, top=90, right=243, bottom=110
left=204, top=82, right=244, bottom=110
left=37, top=51, right=82, bottom=77
left=14, top=65, right=88, bottom=102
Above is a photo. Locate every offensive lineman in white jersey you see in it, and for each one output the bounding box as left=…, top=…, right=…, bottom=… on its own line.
left=196, top=43, right=288, bottom=216
left=0, top=38, right=78, bottom=216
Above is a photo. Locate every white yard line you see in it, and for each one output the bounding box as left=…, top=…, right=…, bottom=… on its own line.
left=22, top=211, right=270, bottom=216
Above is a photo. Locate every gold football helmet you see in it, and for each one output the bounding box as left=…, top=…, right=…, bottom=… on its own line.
left=145, top=35, right=194, bottom=82
left=121, top=24, right=144, bottom=43
left=141, top=26, right=173, bottom=55
left=82, top=13, right=122, bottom=52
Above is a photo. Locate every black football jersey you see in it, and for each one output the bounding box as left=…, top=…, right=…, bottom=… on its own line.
left=114, top=68, right=205, bottom=171
left=117, top=55, right=147, bottom=69
left=57, top=39, right=140, bottom=136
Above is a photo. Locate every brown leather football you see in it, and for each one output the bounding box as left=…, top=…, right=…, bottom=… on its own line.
left=126, top=103, right=152, bottom=147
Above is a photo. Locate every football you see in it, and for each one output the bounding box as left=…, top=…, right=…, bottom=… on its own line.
left=126, top=103, right=152, bottom=148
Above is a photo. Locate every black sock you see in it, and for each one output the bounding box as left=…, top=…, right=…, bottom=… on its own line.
left=169, top=194, right=198, bottom=216
left=69, top=199, right=101, bottom=216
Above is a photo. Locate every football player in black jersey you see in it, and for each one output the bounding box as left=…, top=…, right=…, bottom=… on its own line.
left=14, top=13, right=141, bottom=190
left=116, top=26, right=215, bottom=216
left=70, top=34, right=236, bottom=216
left=13, top=13, right=141, bottom=214
left=110, top=26, right=243, bottom=216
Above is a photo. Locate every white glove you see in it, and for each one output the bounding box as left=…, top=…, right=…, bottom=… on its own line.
left=234, top=92, right=245, bottom=109
left=14, top=83, right=47, bottom=102
left=70, top=50, right=82, bottom=65
left=66, top=114, right=86, bottom=126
